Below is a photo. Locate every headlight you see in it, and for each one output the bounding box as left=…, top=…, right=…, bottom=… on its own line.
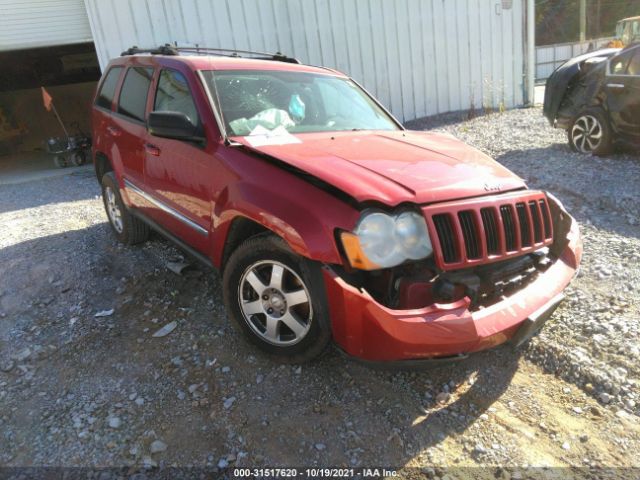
left=340, top=210, right=433, bottom=270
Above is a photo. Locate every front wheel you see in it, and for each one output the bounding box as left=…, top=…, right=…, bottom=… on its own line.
left=222, top=234, right=331, bottom=363
left=568, top=108, right=613, bottom=156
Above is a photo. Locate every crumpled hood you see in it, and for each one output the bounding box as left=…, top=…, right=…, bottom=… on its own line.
left=234, top=130, right=526, bottom=205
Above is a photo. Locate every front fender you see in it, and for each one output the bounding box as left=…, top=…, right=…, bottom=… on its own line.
left=545, top=48, right=617, bottom=124
left=211, top=177, right=360, bottom=267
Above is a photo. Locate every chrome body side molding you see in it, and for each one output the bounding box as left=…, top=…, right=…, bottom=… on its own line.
left=124, top=179, right=208, bottom=237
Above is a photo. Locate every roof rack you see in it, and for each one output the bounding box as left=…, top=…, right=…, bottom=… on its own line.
left=120, top=44, right=300, bottom=64
left=120, top=45, right=178, bottom=56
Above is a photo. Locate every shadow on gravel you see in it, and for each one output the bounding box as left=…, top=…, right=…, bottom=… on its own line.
left=353, top=347, right=522, bottom=466
left=1, top=222, right=523, bottom=467
left=0, top=170, right=97, bottom=214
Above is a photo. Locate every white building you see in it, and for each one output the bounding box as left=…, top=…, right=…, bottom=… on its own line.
left=0, top=0, right=535, bottom=155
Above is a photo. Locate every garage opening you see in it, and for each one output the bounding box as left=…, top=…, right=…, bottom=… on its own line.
left=0, top=42, right=100, bottom=183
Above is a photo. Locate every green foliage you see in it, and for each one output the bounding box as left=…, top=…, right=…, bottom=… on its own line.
left=536, top=0, right=640, bottom=45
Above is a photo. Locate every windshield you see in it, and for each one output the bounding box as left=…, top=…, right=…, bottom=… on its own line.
left=201, top=70, right=399, bottom=137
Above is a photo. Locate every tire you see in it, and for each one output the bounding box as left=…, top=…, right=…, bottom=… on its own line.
left=70, top=151, right=87, bottom=166
left=568, top=108, right=613, bottom=156
left=223, top=234, right=331, bottom=363
left=101, top=172, right=150, bottom=245
left=53, top=155, right=67, bottom=168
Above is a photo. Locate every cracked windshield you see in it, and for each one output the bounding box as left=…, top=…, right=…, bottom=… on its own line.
left=202, top=70, right=399, bottom=136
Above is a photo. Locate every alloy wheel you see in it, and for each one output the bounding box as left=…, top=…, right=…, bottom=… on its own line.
left=105, top=186, right=124, bottom=233
left=571, top=115, right=603, bottom=153
left=238, top=260, right=312, bottom=346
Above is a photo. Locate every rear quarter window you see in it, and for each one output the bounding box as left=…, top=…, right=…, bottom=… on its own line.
left=118, top=67, right=154, bottom=122
left=96, top=67, right=123, bottom=110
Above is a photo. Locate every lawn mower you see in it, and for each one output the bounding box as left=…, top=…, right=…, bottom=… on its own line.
left=42, top=87, right=92, bottom=168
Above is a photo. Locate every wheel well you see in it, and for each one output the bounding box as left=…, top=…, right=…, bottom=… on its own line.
left=221, top=217, right=270, bottom=270
left=94, top=152, right=113, bottom=181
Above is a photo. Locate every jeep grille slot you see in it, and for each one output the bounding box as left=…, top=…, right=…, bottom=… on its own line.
left=500, top=205, right=518, bottom=252
left=458, top=211, right=481, bottom=259
left=516, top=203, right=532, bottom=247
left=480, top=207, right=500, bottom=255
left=529, top=201, right=544, bottom=243
left=539, top=199, right=552, bottom=239
left=424, top=191, right=554, bottom=271
left=432, top=214, right=459, bottom=263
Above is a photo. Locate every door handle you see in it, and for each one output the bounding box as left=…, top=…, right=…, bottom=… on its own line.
left=606, top=83, right=625, bottom=89
left=145, top=143, right=161, bottom=156
left=106, top=126, right=122, bottom=137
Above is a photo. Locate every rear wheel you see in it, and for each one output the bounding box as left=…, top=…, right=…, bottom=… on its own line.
left=70, top=151, right=87, bottom=166
left=568, top=108, right=613, bottom=155
left=101, top=172, right=149, bottom=245
left=53, top=155, right=67, bottom=168
left=223, top=234, right=331, bottom=362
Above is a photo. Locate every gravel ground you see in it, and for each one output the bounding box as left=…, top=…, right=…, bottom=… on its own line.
left=1, top=107, right=639, bottom=477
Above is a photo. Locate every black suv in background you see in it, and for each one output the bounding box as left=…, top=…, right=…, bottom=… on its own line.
left=544, top=43, right=640, bottom=155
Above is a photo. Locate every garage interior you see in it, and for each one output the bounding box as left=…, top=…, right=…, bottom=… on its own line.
left=0, top=42, right=100, bottom=183
left=0, top=0, right=100, bottom=184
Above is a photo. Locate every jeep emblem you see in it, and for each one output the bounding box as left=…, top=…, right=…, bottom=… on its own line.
left=484, top=182, right=502, bottom=192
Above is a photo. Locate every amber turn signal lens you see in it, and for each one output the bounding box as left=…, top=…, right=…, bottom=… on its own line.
left=340, top=232, right=381, bottom=270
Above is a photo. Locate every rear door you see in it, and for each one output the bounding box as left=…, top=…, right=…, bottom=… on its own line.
left=112, top=66, right=154, bottom=201
left=606, top=47, right=640, bottom=140
left=92, top=66, right=123, bottom=178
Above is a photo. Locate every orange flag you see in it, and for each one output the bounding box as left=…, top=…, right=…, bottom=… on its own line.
left=41, top=87, right=53, bottom=112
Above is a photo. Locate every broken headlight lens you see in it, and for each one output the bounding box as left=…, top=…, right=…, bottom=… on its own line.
left=341, top=210, right=433, bottom=269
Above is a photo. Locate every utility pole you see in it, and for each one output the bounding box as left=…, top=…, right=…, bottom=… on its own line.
left=526, top=0, right=535, bottom=105
left=579, top=0, right=587, bottom=41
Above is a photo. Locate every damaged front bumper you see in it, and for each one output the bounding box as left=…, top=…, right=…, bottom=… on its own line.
left=323, top=211, right=582, bottom=362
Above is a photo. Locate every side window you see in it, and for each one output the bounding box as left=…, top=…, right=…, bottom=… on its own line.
left=118, top=67, right=153, bottom=122
left=154, top=70, right=200, bottom=126
left=610, top=49, right=634, bottom=75
left=96, top=67, right=122, bottom=110
left=632, top=20, right=640, bottom=43
left=627, top=50, right=640, bottom=76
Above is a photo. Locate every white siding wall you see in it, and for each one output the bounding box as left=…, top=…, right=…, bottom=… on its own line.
left=84, top=0, right=526, bottom=122
left=0, top=0, right=92, bottom=51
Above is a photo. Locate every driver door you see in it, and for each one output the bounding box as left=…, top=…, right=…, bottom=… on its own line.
left=143, top=68, right=214, bottom=253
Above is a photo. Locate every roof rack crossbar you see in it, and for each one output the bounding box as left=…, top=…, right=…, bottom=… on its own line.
left=176, top=47, right=300, bottom=64
left=120, top=45, right=178, bottom=56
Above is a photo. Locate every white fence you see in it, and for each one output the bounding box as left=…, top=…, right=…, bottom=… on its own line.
left=535, top=36, right=615, bottom=82
left=84, top=0, right=527, bottom=122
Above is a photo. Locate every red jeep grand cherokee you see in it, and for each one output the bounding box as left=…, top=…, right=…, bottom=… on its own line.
left=92, top=46, right=582, bottom=363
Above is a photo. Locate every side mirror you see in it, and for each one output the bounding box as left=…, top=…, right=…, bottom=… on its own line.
left=148, top=111, right=204, bottom=142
